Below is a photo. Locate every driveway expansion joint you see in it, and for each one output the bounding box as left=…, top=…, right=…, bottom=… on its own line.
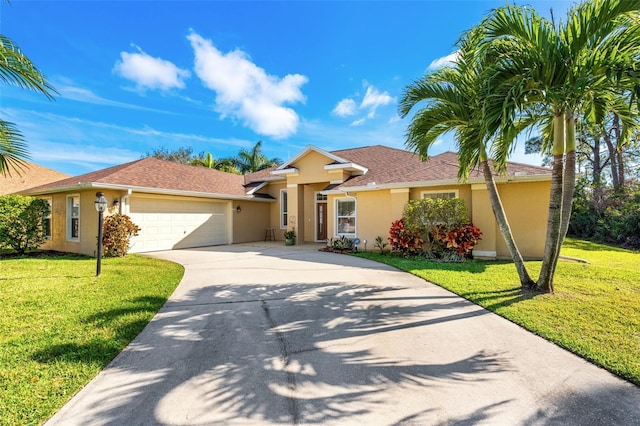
left=261, top=299, right=300, bottom=424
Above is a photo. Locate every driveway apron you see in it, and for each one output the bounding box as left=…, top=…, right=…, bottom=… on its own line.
left=45, top=244, right=640, bottom=425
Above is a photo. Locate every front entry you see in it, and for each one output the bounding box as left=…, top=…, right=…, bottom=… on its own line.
left=316, top=202, right=327, bottom=241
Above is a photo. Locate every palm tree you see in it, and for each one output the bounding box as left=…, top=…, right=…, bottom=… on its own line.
left=0, top=34, right=56, bottom=176
left=191, top=152, right=241, bottom=174
left=234, top=141, right=282, bottom=174
left=399, top=27, right=536, bottom=288
left=474, top=0, right=640, bottom=292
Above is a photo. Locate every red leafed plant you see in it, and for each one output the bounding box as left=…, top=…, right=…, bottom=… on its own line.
left=388, top=219, right=424, bottom=256
left=438, top=223, right=482, bottom=257
left=102, top=213, right=141, bottom=257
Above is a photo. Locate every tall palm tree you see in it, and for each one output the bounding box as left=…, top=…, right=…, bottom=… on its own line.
left=399, top=27, right=536, bottom=288
left=0, top=34, right=56, bottom=176
left=475, top=0, right=640, bottom=292
left=234, top=141, right=282, bottom=174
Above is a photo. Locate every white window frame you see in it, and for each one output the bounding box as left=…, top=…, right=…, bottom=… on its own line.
left=421, top=189, right=459, bottom=200
left=336, top=197, right=356, bottom=237
left=42, top=197, right=52, bottom=239
left=67, top=194, right=80, bottom=241
left=280, top=189, right=288, bottom=229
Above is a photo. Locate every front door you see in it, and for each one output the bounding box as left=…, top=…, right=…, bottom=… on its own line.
left=317, top=202, right=327, bottom=241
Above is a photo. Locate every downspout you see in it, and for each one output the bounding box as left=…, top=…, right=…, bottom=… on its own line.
left=120, top=189, right=132, bottom=214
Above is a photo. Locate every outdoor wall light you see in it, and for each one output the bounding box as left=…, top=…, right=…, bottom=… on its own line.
left=236, top=205, right=242, bottom=213
left=94, top=192, right=108, bottom=277
left=113, top=199, right=120, bottom=207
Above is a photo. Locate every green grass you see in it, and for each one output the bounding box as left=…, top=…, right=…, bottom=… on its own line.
left=357, top=238, right=640, bottom=385
left=0, top=253, right=184, bottom=426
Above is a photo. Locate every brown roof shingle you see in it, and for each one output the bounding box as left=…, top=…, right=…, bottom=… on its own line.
left=24, top=157, right=248, bottom=197
left=1, top=162, right=70, bottom=195
left=329, top=145, right=551, bottom=188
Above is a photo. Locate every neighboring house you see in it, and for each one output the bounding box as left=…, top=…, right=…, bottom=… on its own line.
left=0, top=161, right=70, bottom=195
left=23, top=145, right=552, bottom=259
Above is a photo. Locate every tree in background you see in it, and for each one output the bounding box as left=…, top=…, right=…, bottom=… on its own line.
left=147, top=141, right=281, bottom=174
left=234, top=141, right=282, bottom=173
left=0, top=31, right=56, bottom=177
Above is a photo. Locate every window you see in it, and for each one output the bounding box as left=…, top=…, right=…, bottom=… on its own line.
left=280, top=190, right=288, bottom=228
left=422, top=190, right=459, bottom=200
left=336, top=198, right=356, bottom=236
left=42, top=198, right=52, bottom=239
left=67, top=195, right=80, bottom=241
left=316, top=193, right=327, bottom=201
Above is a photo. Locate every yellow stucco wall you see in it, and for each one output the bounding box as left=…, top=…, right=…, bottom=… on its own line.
left=232, top=200, right=271, bottom=243
left=495, top=180, right=550, bottom=259
left=287, top=151, right=336, bottom=185
left=40, top=189, right=124, bottom=256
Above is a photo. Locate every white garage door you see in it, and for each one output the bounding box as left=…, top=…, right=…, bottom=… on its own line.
left=128, top=198, right=228, bottom=253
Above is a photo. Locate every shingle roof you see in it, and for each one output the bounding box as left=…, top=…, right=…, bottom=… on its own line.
left=329, top=145, right=551, bottom=188
left=1, top=162, right=70, bottom=195
left=24, top=157, right=248, bottom=197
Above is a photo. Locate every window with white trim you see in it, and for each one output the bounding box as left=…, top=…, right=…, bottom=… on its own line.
left=280, top=190, right=288, bottom=228
left=336, top=198, right=356, bottom=236
left=421, top=190, right=459, bottom=200
left=42, top=197, right=52, bottom=239
left=67, top=195, right=80, bottom=241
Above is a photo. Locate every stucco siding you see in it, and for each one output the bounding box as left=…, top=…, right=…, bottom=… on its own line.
left=232, top=200, right=270, bottom=243
left=287, top=151, right=336, bottom=185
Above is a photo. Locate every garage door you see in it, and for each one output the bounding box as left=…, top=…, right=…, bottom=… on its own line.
left=128, top=198, right=228, bottom=253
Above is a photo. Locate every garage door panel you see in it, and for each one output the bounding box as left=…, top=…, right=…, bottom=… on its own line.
left=128, top=198, right=228, bottom=253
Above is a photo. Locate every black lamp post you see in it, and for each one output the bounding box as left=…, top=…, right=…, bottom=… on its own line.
left=94, top=192, right=108, bottom=276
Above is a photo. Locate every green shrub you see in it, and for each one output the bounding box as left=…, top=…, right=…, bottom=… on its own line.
left=102, top=213, right=141, bottom=257
left=374, top=236, right=388, bottom=254
left=0, top=195, right=50, bottom=254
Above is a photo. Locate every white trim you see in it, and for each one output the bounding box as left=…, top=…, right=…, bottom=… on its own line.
left=66, top=194, right=80, bottom=242
left=472, top=250, right=497, bottom=258
left=335, top=196, right=356, bottom=237
left=421, top=189, right=459, bottom=199
left=280, top=189, right=288, bottom=229
left=42, top=197, right=52, bottom=239
left=275, top=145, right=350, bottom=170
left=23, top=183, right=274, bottom=202
left=323, top=162, right=368, bottom=175
left=245, top=181, right=267, bottom=195
left=271, top=168, right=299, bottom=176
left=314, top=192, right=328, bottom=242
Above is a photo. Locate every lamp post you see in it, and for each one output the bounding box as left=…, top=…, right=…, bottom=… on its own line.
left=94, top=192, right=108, bottom=277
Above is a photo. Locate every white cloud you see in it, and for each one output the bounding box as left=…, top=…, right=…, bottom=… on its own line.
left=360, top=85, right=394, bottom=115
left=333, top=98, right=357, bottom=117
left=333, top=83, right=395, bottom=125
left=428, top=51, right=460, bottom=70
left=187, top=32, right=308, bottom=139
left=113, top=46, right=190, bottom=91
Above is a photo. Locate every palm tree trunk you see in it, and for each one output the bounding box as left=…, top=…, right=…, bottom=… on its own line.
left=537, top=113, right=565, bottom=293
left=480, top=155, right=535, bottom=288
left=548, top=115, right=577, bottom=283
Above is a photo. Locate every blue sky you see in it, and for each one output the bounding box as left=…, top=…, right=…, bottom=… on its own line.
left=2, top=1, right=572, bottom=176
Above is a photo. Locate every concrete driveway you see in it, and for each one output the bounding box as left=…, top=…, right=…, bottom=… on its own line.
left=46, top=244, right=640, bottom=425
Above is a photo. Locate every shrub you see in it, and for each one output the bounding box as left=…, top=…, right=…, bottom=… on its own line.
left=433, top=223, right=483, bottom=258
left=102, top=213, right=141, bottom=257
left=0, top=195, right=50, bottom=254
left=388, top=219, right=424, bottom=256
left=374, top=236, right=388, bottom=254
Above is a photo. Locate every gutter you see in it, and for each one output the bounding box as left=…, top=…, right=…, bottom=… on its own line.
left=22, top=182, right=276, bottom=203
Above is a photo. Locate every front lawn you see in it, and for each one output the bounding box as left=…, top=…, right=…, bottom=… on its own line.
left=0, top=253, right=184, bottom=426
left=357, top=238, right=640, bottom=385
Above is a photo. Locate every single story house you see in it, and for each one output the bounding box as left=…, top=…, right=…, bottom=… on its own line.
left=23, top=144, right=552, bottom=259
left=1, top=161, right=70, bottom=195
